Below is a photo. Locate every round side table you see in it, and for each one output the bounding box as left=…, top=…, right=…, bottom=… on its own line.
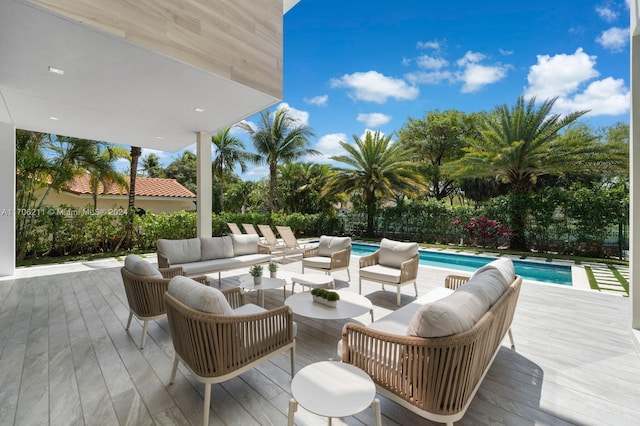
left=288, top=361, right=381, bottom=426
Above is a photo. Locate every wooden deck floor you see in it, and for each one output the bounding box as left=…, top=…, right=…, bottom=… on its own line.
left=1, top=257, right=639, bottom=426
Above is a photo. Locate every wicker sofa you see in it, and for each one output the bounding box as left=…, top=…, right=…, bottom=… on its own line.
left=339, top=258, right=522, bottom=425
left=157, top=235, right=272, bottom=285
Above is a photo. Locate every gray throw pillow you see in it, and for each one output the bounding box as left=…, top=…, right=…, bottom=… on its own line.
left=201, top=236, right=234, bottom=260
left=168, top=276, right=233, bottom=315
left=230, top=234, right=259, bottom=256
left=124, top=254, right=163, bottom=278
left=317, top=235, right=351, bottom=257
left=378, top=238, right=418, bottom=269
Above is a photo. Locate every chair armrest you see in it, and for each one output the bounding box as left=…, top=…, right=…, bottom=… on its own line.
left=445, top=274, right=470, bottom=290
left=359, top=250, right=379, bottom=268
left=222, top=286, right=245, bottom=309
left=399, top=254, right=419, bottom=282
left=159, top=266, right=185, bottom=279
left=303, top=246, right=319, bottom=258
left=258, top=244, right=271, bottom=254
left=330, top=246, right=351, bottom=269
left=157, top=252, right=170, bottom=268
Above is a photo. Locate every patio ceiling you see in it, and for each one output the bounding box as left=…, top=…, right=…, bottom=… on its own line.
left=0, top=0, right=299, bottom=152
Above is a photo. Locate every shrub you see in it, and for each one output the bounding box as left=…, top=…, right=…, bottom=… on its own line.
left=463, top=216, right=510, bottom=249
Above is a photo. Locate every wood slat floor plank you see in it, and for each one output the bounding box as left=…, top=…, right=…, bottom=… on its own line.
left=0, top=257, right=639, bottom=425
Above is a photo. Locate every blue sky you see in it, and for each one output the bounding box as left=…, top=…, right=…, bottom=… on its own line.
left=143, top=0, right=631, bottom=180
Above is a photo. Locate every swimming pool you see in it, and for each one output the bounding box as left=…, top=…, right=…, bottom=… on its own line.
left=350, top=242, right=572, bottom=286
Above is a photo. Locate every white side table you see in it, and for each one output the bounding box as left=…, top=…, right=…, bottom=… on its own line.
left=238, top=275, right=287, bottom=306
left=288, top=361, right=381, bottom=426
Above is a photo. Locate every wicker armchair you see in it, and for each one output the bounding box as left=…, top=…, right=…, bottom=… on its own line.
left=165, top=286, right=295, bottom=426
left=120, top=264, right=208, bottom=349
left=302, top=235, right=351, bottom=281
left=358, top=239, right=419, bottom=306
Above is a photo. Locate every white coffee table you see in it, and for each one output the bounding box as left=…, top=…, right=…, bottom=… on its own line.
left=238, top=275, right=287, bottom=307
left=285, top=290, right=374, bottom=321
left=288, top=361, right=381, bottom=426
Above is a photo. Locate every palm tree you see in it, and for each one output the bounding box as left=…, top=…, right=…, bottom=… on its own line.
left=324, top=131, right=424, bottom=237
left=450, top=95, right=626, bottom=250
left=117, top=146, right=141, bottom=251
left=141, top=153, right=165, bottom=178
left=211, top=128, right=257, bottom=212
left=87, top=145, right=129, bottom=210
left=239, top=108, right=318, bottom=212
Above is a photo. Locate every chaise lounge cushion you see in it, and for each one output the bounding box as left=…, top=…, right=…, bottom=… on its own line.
left=201, top=236, right=234, bottom=261
left=158, top=238, right=201, bottom=264
left=317, top=235, right=351, bottom=257
left=124, top=254, right=163, bottom=278
left=230, top=234, right=260, bottom=256
left=378, top=238, right=419, bottom=269
left=407, top=268, right=508, bottom=338
left=168, top=275, right=234, bottom=315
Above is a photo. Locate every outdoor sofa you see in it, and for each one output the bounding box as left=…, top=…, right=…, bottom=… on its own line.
left=157, top=234, right=272, bottom=285
left=339, top=258, right=522, bottom=425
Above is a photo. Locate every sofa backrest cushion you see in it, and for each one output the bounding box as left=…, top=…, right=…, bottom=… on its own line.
left=471, top=258, right=515, bottom=290
left=407, top=268, right=507, bottom=338
left=168, top=276, right=233, bottom=315
left=317, top=235, right=351, bottom=257
left=201, top=236, right=234, bottom=260
left=230, top=234, right=260, bottom=256
left=124, top=254, right=163, bottom=278
left=378, top=238, right=419, bottom=269
left=157, top=238, right=201, bottom=265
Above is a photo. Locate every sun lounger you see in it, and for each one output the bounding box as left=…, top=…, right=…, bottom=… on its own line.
left=258, top=224, right=285, bottom=248
left=275, top=225, right=316, bottom=258
left=227, top=222, right=243, bottom=235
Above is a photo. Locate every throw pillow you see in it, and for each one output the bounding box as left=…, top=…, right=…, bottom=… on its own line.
left=157, top=238, right=201, bottom=265
left=317, top=235, right=351, bottom=257
left=201, top=236, right=234, bottom=260
left=378, top=238, right=419, bottom=269
left=168, top=276, right=233, bottom=315
left=229, top=234, right=259, bottom=256
left=124, top=254, right=163, bottom=278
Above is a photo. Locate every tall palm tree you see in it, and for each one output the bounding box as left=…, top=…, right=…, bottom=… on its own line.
left=324, top=131, right=424, bottom=236
left=141, top=153, right=165, bottom=178
left=211, top=128, right=256, bottom=212
left=239, top=108, right=318, bottom=212
left=117, top=146, right=141, bottom=251
left=86, top=145, right=129, bottom=210
left=450, top=95, right=626, bottom=250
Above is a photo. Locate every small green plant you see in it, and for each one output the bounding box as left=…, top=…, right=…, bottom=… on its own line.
left=311, top=288, right=340, bottom=301
left=249, top=264, right=263, bottom=277
left=268, top=261, right=279, bottom=272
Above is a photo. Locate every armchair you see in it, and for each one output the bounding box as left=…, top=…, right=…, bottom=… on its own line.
left=358, top=238, right=419, bottom=306
left=302, top=235, right=351, bottom=281
left=164, top=276, right=296, bottom=426
left=120, top=254, right=208, bottom=349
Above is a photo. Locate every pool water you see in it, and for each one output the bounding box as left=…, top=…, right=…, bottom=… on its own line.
left=351, top=242, right=572, bottom=286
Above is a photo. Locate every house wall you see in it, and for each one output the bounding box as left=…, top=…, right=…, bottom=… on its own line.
left=28, top=0, right=283, bottom=99
left=630, top=1, right=640, bottom=339
left=0, top=123, right=15, bottom=275
left=42, top=191, right=196, bottom=214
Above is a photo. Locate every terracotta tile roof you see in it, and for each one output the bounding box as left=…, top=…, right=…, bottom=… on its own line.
left=64, top=174, right=196, bottom=199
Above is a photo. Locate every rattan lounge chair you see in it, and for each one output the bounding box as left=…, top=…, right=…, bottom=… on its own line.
left=164, top=277, right=296, bottom=426
left=302, top=235, right=352, bottom=281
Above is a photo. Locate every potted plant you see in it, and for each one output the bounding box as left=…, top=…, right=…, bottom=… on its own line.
left=310, top=288, right=340, bottom=308
left=268, top=261, right=279, bottom=278
left=249, top=264, right=263, bottom=285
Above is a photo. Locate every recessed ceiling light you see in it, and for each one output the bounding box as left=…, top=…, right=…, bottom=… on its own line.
left=155, top=136, right=163, bottom=140
left=48, top=66, right=64, bottom=75
left=48, top=116, right=59, bottom=121
left=194, top=107, right=205, bottom=113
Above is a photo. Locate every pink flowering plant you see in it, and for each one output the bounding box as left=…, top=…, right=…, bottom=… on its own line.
left=462, top=216, right=510, bottom=248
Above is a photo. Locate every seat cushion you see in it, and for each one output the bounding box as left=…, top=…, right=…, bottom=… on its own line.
left=124, top=254, right=162, bottom=278
left=201, top=236, right=233, bottom=260
left=157, top=238, right=201, bottom=265
left=378, top=238, right=419, bottom=269
left=230, top=234, right=260, bottom=256
left=359, top=264, right=402, bottom=284
left=302, top=256, right=332, bottom=269
left=317, top=235, right=351, bottom=257
left=168, top=276, right=233, bottom=315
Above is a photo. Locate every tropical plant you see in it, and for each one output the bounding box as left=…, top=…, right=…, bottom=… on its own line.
left=165, top=151, right=198, bottom=194
left=85, top=144, right=129, bottom=210
left=277, top=162, right=336, bottom=214
left=324, top=131, right=424, bottom=236
left=117, top=146, right=141, bottom=251
left=249, top=264, right=263, bottom=277
left=238, top=108, right=318, bottom=212
left=141, top=153, right=165, bottom=178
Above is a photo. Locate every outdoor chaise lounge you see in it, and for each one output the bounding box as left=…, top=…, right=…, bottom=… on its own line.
left=120, top=254, right=208, bottom=348
left=275, top=225, right=315, bottom=257
left=302, top=235, right=352, bottom=281
left=358, top=238, right=420, bottom=306
left=227, top=222, right=243, bottom=235
left=164, top=275, right=296, bottom=426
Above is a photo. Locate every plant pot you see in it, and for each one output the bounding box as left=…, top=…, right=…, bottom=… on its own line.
left=253, top=276, right=262, bottom=285
left=270, top=271, right=277, bottom=278
left=312, top=295, right=337, bottom=308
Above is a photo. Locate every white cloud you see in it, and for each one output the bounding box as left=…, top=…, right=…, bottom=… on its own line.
left=553, top=77, right=630, bottom=116
left=276, top=102, right=310, bottom=126
left=404, top=70, right=453, bottom=85
left=330, top=71, right=419, bottom=103
left=312, top=133, right=348, bottom=162
left=454, top=51, right=508, bottom=93
left=357, top=113, right=391, bottom=127
left=524, top=48, right=599, bottom=99
left=595, top=6, right=618, bottom=22
left=596, top=27, right=630, bottom=52
left=499, top=48, right=514, bottom=56
left=360, top=129, right=387, bottom=140
left=456, top=51, right=486, bottom=66
left=141, top=148, right=167, bottom=159
left=246, top=165, right=268, bottom=180
left=303, top=95, right=329, bottom=107
left=417, top=40, right=440, bottom=50
left=416, top=54, right=449, bottom=69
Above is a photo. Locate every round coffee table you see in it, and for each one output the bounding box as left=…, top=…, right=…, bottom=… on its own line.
left=238, top=275, right=287, bottom=307
left=285, top=290, right=374, bottom=321
left=288, top=361, right=381, bottom=426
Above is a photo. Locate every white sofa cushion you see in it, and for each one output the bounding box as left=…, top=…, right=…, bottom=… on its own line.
left=157, top=238, right=201, bottom=265
left=168, top=276, right=233, bottom=315
left=359, top=264, right=402, bottom=284
left=317, top=235, right=351, bottom=257
left=378, top=238, right=419, bottom=269
left=471, top=257, right=515, bottom=290
left=124, top=254, right=163, bottom=278
left=407, top=268, right=507, bottom=338
left=230, top=234, right=260, bottom=256
left=201, top=236, right=234, bottom=261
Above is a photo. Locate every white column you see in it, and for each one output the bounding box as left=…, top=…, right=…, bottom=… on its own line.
left=0, top=122, right=15, bottom=276
left=630, top=3, right=639, bottom=343
left=196, top=131, right=212, bottom=237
